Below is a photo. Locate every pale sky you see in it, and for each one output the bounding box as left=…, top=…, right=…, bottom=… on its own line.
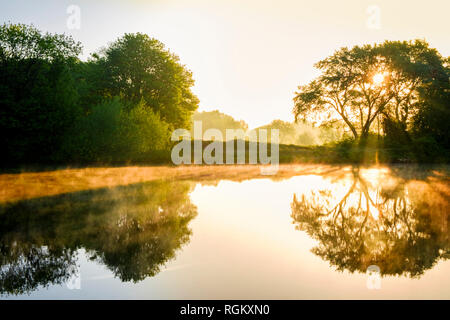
left=1, top=0, right=449, bottom=128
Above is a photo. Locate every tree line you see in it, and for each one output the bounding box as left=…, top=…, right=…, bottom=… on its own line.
left=0, top=23, right=199, bottom=165
left=1, top=23, right=448, bottom=166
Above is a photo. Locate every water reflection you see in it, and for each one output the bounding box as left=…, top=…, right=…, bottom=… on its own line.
left=0, top=180, right=197, bottom=295
left=1, top=165, right=449, bottom=298
left=291, top=167, right=449, bottom=277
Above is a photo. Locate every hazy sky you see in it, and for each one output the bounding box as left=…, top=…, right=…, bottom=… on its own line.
left=1, top=0, right=449, bottom=128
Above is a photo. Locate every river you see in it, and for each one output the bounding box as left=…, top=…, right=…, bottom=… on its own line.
left=0, top=164, right=449, bottom=299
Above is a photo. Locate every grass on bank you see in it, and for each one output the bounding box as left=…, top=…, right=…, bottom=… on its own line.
left=1, top=135, right=448, bottom=173
left=179, top=133, right=449, bottom=165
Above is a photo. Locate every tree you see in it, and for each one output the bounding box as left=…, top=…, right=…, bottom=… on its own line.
left=191, top=110, right=248, bottom=140
left=0, top=23, right=81, bottom=61
left=253, top=120, right=297, bottom=144
left=91, top=33, right=199, bottom=129
left=61, top=99, right=171, bottom=163
left=293, top=40, right=449, bottom=142
left=412, top=56, right=450, bottom=149
left=0, top=23, right=82, bottom=164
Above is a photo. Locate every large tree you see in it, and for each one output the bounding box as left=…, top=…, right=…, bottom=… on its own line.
left=90, top=33, right=199, bottom=129
left=293, top=40, right=448, bottom=141
left=0, top=23, right=82, bottom=164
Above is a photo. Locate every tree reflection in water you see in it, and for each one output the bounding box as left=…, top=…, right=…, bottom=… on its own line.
left=0, top=180, right=197, bottom=295
left=291, top=167, right=449, bottom=278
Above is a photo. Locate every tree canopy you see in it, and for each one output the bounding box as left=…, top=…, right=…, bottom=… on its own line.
left=90, top=33, right=199, bottom=129
left=0, top=23, right=82, bottom=61
left=191, top=110, right=248, bottom=139
left=0, top=23, right=82, bottom=164
left=293, top=40, right=449, bottom=142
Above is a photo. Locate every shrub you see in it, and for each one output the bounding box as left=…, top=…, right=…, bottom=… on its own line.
left=412, top=135, right=447, bottom=163
left=119, top=100, right=171, bottom=162
left=61, top=99, right=171, bottom=163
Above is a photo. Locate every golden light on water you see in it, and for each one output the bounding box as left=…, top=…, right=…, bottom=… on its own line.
left=0, top=164, right=333, bottom=203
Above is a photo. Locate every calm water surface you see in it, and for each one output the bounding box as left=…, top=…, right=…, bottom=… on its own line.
left=0, top=165, right=449, bottom=299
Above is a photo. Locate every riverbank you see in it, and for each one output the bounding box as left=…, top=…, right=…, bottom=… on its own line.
left=2, top=138, right=448, bottom=174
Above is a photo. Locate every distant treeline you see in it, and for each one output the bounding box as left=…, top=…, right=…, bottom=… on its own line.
left=190, top=110, right=248, bottom=137
left=191, top=111, right=344, bottom=146
left=0, top=23, right=198, bottom=165
left=250, top=120, right=344, bottom=146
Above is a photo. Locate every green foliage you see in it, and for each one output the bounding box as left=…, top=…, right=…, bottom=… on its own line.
left=1, top=22, right=448, bottom=166
left=61, top=99, right=171, bottom=163
left=0, top=23, right=82, bottom=164
left=294, top=40, right=449, bottom=145
left=191, top=110, right=248, bottom=139
left=0, top=23, right=82, bottom=61
left=89, top=33, right=199, bottom=129
left=412, top=64, right=450, bottom=150
left=252, top=119, right=341, bottom=146
left=252, top=120, right=298, bottom=144
left=0, top=24, right=198, bottom=166
left=120, top=100, right=171, bottom=161
left=411, top=136, right=448, bottom=163
left=61, top=99, right=122, bottom=162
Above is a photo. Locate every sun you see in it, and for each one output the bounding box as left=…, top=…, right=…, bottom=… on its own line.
left=372, top=73, right=385, bottom=85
